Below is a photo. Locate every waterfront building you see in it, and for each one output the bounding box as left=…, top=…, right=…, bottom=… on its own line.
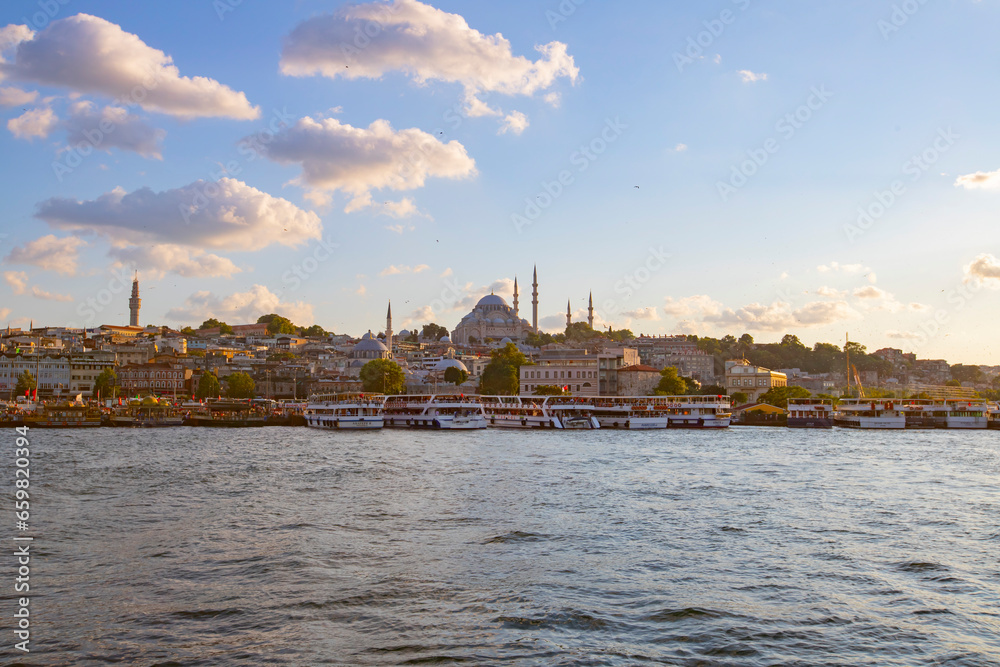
left=0, top=352, right=72, bottom=397
left=69, top=351, right=117, bottom=397
left=616, top=364, right=662, bottom=396
left=129, top=273, right=141, bottom=327
left=519, top=349, right=599, bottom=397
left=725, top=359, right=787, bottom=401
left=118, top=362, right=191, bottom=396
left=633, top=335, right=715, bottom=384
left=597, top=347, right=642, bottom=395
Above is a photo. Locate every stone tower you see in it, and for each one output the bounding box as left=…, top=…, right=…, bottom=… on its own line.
left=532, top=265, right=539, bottom=333
left=129, top=272, right=141, bottom=327
left=588, top=291, right=594, bottom=329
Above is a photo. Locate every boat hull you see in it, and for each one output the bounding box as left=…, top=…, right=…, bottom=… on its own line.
left=307, top=417, right=383, bottom=430
left=787, top=418, right=833, bottom=429
left=834, top=417, right=906, bottom=429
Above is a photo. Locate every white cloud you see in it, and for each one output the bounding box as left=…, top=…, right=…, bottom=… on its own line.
left=0, top=86, right=37, bottom=106
left=256, top=116, right=476, bottom=212
left=0, top=308, right=9, bottom=321
left=108, top=245, right=241, bottom=279
left=955, top=169, right=1000, bottom=190
left=453, top=278, right=516, bottom=311
left=499, top=111, right=529, bottom=135
left=379, top=264, right=429, bottom=277
left=664, top=295, right=860, bottom=333
left=886, top=330, right=922, bottom=341
left=738, top=69, right=768, bottom=83
left=36, top=177, right=322, bottom=252
left=662, top=295, right=723, bottom=318
left=8, top=106, right=56, bottom=139
left=851, top=286, right=926, bottom=313
left=815, top=286, right=847, bottom=298
left=385, top=223, right=416, bottom=234
left=674, top=143, right=688, bottom=152
left=964, top=253, right=1000, bottom=287
left=622, top=307, right=660, bottom=321
left=439, top=268, right=453, bottom=278
left=402, top=305, right=436, bottom=328
left=378, top=198, right=428, bottom=219
left=64, top=101, right=165, bottom=158
left=1, top=14, right=259, bottom=119
left=280, top=0, right=578, bottom=125
left=5, top=234, right=86, bottom=275
left=30, top=286, right=72, bottom=301
left=165, top=285, right=314, bottom=326
left=4, top=271, right=28, bottom=294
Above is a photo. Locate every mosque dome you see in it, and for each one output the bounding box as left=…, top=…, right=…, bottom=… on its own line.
left=476, top=294, right=509, bottom=309
left=439, top=335, right=451, bottom=342
left=352, top=331, right=389, bottom=353
left=433, top=358, right=469, bottom=373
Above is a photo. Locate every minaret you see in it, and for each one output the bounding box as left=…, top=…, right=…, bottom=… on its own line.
left=588, top=292, right=594, bottom=329
left=566, top=299, right=572, bottom=328
left=129, top=272, right=141, bottom=327
left=385, top=301, right=393, bottom=355
left=531, top=265, right=539, bottom=333
left=513, top=277, right=519, bottom=318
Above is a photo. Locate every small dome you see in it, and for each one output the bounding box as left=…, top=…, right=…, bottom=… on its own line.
left=352, top=334, right=389, bottom=353
left=433, top=358, right=468, bottom=373
left=476, top=294, right=509, bottom=308
left=500, top=337, right=513, bottom=345
left=439, top=335, right=451, bottom=342
left=399, top=329, right=411, bottom=337
left=361, top=331, right=377, bottom=341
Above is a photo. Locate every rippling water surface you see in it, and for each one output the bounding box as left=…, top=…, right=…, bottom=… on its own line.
left=6, top=427, right=1000, bottom=665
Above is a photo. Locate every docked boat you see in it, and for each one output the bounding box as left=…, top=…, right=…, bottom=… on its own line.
left=24, top=403, right=102, bottom=428
left=384, top=394, right=487, bottom=429
left=304, top=393, right=385, bottom=430
left=899, top=399, right=942, bottom=429
left=940, top=399, right=990, bottom=429
left=787, top=398, right=834, bottom=429
left=660, top=395, right=732, bottom=429
left=482, top=395, right=563, bottom=429
left=592, top=397, right=670, bottom=429
left=833, top=399, right=905, bottom=429
left=184, top=400, right=267, bottom=427
left=109, top=397, right=184, bottom=428
left=989, top=405, right=1000, bottom=430
left=537, top=397, right=601, bottom=429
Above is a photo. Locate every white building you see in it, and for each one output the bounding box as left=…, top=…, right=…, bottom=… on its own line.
left=0, top=353, right=72, bottom=397
left=725, top=359, right=787, bottom=402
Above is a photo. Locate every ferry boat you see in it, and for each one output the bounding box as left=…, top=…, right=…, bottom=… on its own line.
left=384, top=394, right=487, bottom=429
left=538, top=397, right=601, bottom=429
left=787, top=398, right=834, bottom=429
left=592, top=397, right=670, bottom=430
left=184, top=400, right=267, bottom=427
left=25, top=403, right=102, bottom=428
left=940, top=399, right=990, bottom=429
left=304, top=393, right=385, bottom=430
left=899, top=399, right=942, bottom=429
left=482, top=396, right=563, bottom=429
left=833, top=399, right=905, bottom=429
left=660, top=395, right=732, bottom=429
left=989, top=404, right=1000, bottom=430
left=109, top=397, right=184, bottom=428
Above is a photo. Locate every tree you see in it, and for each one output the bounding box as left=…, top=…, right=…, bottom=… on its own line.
left=731, top=391, right=749, bottom=405
left=219, top=323, right=234, bottom=335
left=480, top=342, right=529, bottom=395
left=14, top=371, right=36, bottom=396
left=945, top=379, right=962, bottom=387
left=226, top=372, right=256, bottom=399
left=268, top=351, right=298, bottom=362
left=533, top=385, right=567, bottom=395
left=421, top=323, right=450, bottom=341
left=652, top=367, right=686, bottom=395
left=258, top=314, right=296, bottom=335
left=564, top=322, right=602, bottom=343
left=181, top=326, right=195, bottom=335
left=94, top=368, right=117, bottom=398
left=196, top=372, right=221, bottom=398
left=758, top=385, right=811, bottom=409
left=524, top=331, right=554, bottom=347
left=360, top=359, right=406, bottom=394
left=951, top=364, right=984, bottom=384
left=443, top=366, right=469, bottom=386
left=699, top=385, right=728, bottom=396
left=607, top=328, right=634, bottom=342
left=199, top=318, right=223, bottom=330
left=301, top=324, right=328, bottom=338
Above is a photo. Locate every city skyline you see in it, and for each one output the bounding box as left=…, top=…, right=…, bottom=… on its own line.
left=2, top=1, right=1000, bottom=364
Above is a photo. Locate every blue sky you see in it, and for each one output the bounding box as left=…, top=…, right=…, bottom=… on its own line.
left=1, top=0, right=999, bottom=363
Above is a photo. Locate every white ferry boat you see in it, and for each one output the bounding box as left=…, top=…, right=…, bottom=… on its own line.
left=384, top=394, right=487, bottom=430
left=592, top=397, right=670, bottom=430
left=537, top=397, right=601, bottom=429
left=940, top=399, right=990, bottom=429
left=482, top=396, right=563, bottom=429
left=833, top=399, right=905, bottom=429
left=988, top=404, right=1000, bottom=430
left=787, top=398, right=834, bottom=429
left=899, top=399, right=942, bottom=429
left=661, top=395, right=732, bottom=429
left=304, top=393, right=385, bottom=430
